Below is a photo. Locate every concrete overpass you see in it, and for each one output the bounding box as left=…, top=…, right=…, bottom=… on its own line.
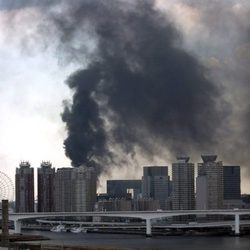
left=5, top=209, right=250, bottom=236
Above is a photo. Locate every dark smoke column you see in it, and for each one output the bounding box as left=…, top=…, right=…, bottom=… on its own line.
left=62, top=65, right=107, bottom=169
left=60, top=0, right=222, bottom=174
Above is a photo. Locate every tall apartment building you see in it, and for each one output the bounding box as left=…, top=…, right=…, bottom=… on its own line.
left=37, top=161, right=55, bottom=212
left=54, top=167, right=97, bottom=212
left=15, top=161, right=34, bottom=212
left=72, top=166, right=97, bottom=212
left=172, top=157, right=195, bottom=210
left=142, top=166, right=170, bottom=210
left=55, top=168, right=73, bottom=212
left=196, top=155, right=224, bottom=209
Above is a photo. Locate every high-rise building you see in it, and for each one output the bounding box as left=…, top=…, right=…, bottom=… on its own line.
left=54, top=168, right=73, bottom=212
left=223, top=166, right=241, bottom=200
left=142, top=166, right=170, bottom=209
left=172, top=157, right=195, bottom=210
left=223, top=166, right=242, bottom=208
left=54, top=166, right=97, bottom=212
left=196, top=175, right=208, bottom=210
left=15, top=161, right=34, bottom=212
left=72, top=166, right=97, bottom=212
left=196, top=155, right=224, bottom=209
left=107, top=180, right=142, bottom=199
left=37, top=161, right=55, bottom=212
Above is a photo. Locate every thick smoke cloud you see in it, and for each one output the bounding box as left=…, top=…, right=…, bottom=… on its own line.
left=1, top=0, right=250, bottom=186
left=4, top=0, right=240, bottom=175
left=49, top=0, right=224, bottom=172
left=169, top=0, right=250, bottom=171
left=61, top=65, right=108, bottom=171
left=0, top=0, right=59, bottom=10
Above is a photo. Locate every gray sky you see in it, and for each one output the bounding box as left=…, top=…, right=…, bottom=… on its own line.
left=0, top=0, right=249, bottom=196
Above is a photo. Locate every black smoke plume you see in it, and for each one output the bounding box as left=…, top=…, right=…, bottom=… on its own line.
left=52, top=0, right=223, bottom=172
left=1, top=0, right=226, bottom=173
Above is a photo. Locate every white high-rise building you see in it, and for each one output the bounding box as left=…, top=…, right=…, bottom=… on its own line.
left=172, top=157, right=195, bottom=210
left=196, top=155, right=224, bottom=209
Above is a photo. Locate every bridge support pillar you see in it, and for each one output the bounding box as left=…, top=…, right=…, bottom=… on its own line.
left=234, top=214, right=240, bottom=236
left=14, top=220, right=22, bottom=234
left=146, top=219, right=152, bottom=237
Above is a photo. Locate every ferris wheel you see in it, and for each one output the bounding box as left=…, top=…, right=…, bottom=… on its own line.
left=0, top=171, right=14, bottom=201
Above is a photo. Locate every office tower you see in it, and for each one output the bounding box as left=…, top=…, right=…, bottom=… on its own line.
left=72, top=166, right=97, bottom=212
left=107, top=180, right=142, bottom=199
left=223, top=166, right=242, bottom=208
left=196, top=155, right=224, bottom=209
left=54, top=168, right=73, bottom=212
left=15, top=161, right=34, bottom=212
left=172, top=157, right=195, bottom=210
left=223, top=166, right=241, bottom=200
left=37, top=161, right=55, bottom=212
left=142, top=166, right=170, bottom=209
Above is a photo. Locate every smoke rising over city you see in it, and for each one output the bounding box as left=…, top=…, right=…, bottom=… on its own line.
left=55, top=0, right=223, bottom=172
left=1, top=0, right=250, bottom=179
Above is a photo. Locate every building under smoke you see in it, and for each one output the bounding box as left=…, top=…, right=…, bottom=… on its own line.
left=54, top=168, right=72, bottom=212
left=54, top=166, right=96, bottom=212
left=223, top=165, right=241, bottom=200
left=107, top=180, right=141, bottom=200
left=142, top=166, right=171, bottom=210
left=196, top=155, right=224, bottom=210
left=223, top=165, right=242, bottom=208
left=172, top=157, right=195, bottom=210
left=71, top=166, right=97, bottom=212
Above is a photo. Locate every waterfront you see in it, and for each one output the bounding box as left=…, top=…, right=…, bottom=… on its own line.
left=20, top=230, right=250, bottom=250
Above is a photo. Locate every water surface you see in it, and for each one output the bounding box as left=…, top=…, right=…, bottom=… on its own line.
left=23, top=230, right=250, bottom=250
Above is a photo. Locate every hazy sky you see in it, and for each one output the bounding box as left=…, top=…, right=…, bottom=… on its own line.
left=0, top=0, right=249, bottom=196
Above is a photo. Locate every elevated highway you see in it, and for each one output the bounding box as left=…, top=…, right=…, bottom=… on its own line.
left=4, top=209, right=250, bottom=236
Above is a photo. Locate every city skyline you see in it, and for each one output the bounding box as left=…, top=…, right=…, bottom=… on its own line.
left=13, top=156, right=244, bottom=213
left=4, top=153, right=248, bottom=197
left=11, top=154, right=244, bottom=201
left=0, top=1, right=250, bottom=193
